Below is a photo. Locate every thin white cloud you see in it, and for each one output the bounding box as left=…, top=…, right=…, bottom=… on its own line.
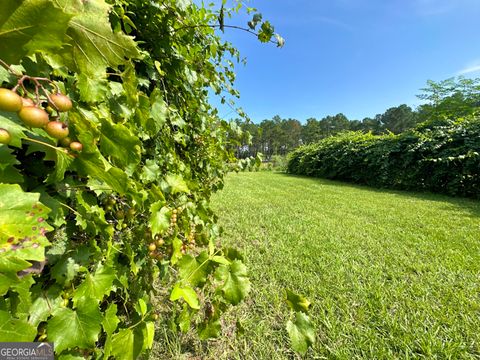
left=457, top=63, right=480, bottom=75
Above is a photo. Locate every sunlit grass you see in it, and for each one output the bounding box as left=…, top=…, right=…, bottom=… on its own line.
left=155, top=171, right=480, bottom=359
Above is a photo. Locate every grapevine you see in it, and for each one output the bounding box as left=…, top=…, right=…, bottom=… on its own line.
left=0, top=0, right=284, bottom=358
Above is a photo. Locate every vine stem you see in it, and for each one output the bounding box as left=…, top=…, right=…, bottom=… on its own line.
left=173, top=24, right=278, bottom=45
left=0, top=59, right=22, bottom=76
left=23, top=137, right=71, bottom=155
left=59, top=202, right=81, bottom=217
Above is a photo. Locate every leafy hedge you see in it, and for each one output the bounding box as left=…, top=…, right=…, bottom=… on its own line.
left=287, top=117, right=480, bottom=197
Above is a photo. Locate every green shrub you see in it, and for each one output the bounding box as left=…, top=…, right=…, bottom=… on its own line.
left=287, top=117, right=480, bottom=197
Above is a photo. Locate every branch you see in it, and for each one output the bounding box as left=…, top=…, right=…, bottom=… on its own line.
left=173, top=23, right=278, bottom=45
left=0, top=59, right=22, bottom=77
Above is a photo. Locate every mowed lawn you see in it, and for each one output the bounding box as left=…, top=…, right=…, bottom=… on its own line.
left=205, top=172, right=480, bottom=359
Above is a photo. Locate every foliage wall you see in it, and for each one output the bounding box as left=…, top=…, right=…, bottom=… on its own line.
left=287, top=117, right=480, bottom=198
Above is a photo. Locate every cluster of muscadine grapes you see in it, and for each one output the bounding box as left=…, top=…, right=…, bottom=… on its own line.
left=103, top=196, right=136, bottom=230
left=0, top=87, right=82, bottom=152
left=147, top=207, right=194, bottom=259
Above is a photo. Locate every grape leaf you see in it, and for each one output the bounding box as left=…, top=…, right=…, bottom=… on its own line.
left=286, top=312, right=316, bottom=355
left=28, top=285, right=63, bottom=327
left=140, top=159, right=161, bottom=182
left=62, top=6, right=140, bottom=77
left=149, top=202, right=170, bottom=237
left=99, top=119, right=141, bottom=167
left=170, top=283, right=200, bottom=310
left=176, top=0, right=192, bottom=11
left=102, top=303, right=120, bottom=336
left=138, top=321, right=155, bottom=351
left=0, top=310, right=37, bottom=341
left=0, top=0, right=73, bottom=63
left=177, top=304, right=192, bottom=333
left=45, top=149, right=75, bottom=184
left=0, top=112, right=28, bottom=148
left=75, top=151, right=128, bottom=194
left=0, top=146, right=23, bottom=183
left=150, top=93, right=168, bottom=131
left=73, top=264, right=115, bottom=305
left=214, top=260, right=250, bottom=305
left=198, top=318, right=221, bottom=340
left=165, top=174, right=190, bottom=194
left=47, top=297, right=103, bottom=353
left=0, top=184, right=52, bottom=265
left=285, top=289, right=311, bottom=313
left=76, top=73, right=108, bottom=103
left=178, top=252, right=210, bottom=287
left=110, top=329, right=142, bottom=360
left=258, top=21, right=274, bottom=43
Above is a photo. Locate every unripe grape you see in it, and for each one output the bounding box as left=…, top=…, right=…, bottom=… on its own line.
left=0, top=128, right=11, bottom=145
left=45, top=121, right=69, bottom=139
left=0, top=88, right=22, bottom=112
left=18, top=106, right=49, bottom=128
left=49, top=93, right=73, bottom=112
left=69, top=141, right=83, bottom=152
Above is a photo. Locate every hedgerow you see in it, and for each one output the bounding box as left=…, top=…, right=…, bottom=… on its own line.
left=287, top=117, right=480, bottom=197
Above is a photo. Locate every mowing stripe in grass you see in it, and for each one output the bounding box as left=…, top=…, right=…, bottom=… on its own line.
left=206, top=172, right=480, bottom=359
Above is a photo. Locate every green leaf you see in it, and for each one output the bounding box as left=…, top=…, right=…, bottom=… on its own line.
left=102, top=303, right=120, bottom=336
left=211, top=255, right=230, bottom=265
left=0, top=184, right=52, bottom=266
left=171, top=237, right=183, bottom=265
left=178, top=252, right=210, bottom=287
left=0, top=310, right=37, bottom=341
left=10, top=275, right=35, bottom=320
left=170, top=284, right=200, bottom=310
left=198, top=318, right=221, bottom=340
left=177, top=304, right=192, bottom=333
left=0, top=112, right=28, bottom=148
left=28, top=285, right=63, bottom=327
left=286, top=312, right=316, bottom=355
left=57, top=2, right=140, bottom=77
left=176, top=0, right=192, bottom=11
left=0, top=146, right=23, bottom=183
left=75, top=151, right=128, bottom=194
left=214, top=260, right=250, bottom=305
left=45, top=149, right=75, bottom=184
left=47, top=297, right=102, bottom=353
left=149, top=202, right=170, bottom=237
left=165, top=174, right=190, bottom=194
left=110, top=328, right=142, bottom=360
left=136, top=298, right=147, bottom=317
left=141, top=321, right=155, bottom=350
left=99, top=119, right=142, bottom=167
left=258, top=21, right=274, bottom=43
left=76, top=73, right=108, bottom=103
left=150, top=92, right=168, bottom=131
left=140, top=159, right=161, bottom=183
left=73, top=264, right=115, bottom=305
left=285, top=289, right=311, bottom=313
left=0, top=0, right=73, bottom=63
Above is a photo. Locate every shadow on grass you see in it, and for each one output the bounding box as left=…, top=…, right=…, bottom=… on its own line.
left=276, top=172, right=480, bottom=219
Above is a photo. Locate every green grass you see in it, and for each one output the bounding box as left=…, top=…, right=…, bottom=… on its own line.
left=156, top=172, right=480, bottom=359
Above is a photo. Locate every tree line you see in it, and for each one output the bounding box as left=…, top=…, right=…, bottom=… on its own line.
left=233, top=77, right=480, bottom=159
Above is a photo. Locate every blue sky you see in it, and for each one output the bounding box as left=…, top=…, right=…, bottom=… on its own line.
left=209, top=0, right=480, bottom=122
